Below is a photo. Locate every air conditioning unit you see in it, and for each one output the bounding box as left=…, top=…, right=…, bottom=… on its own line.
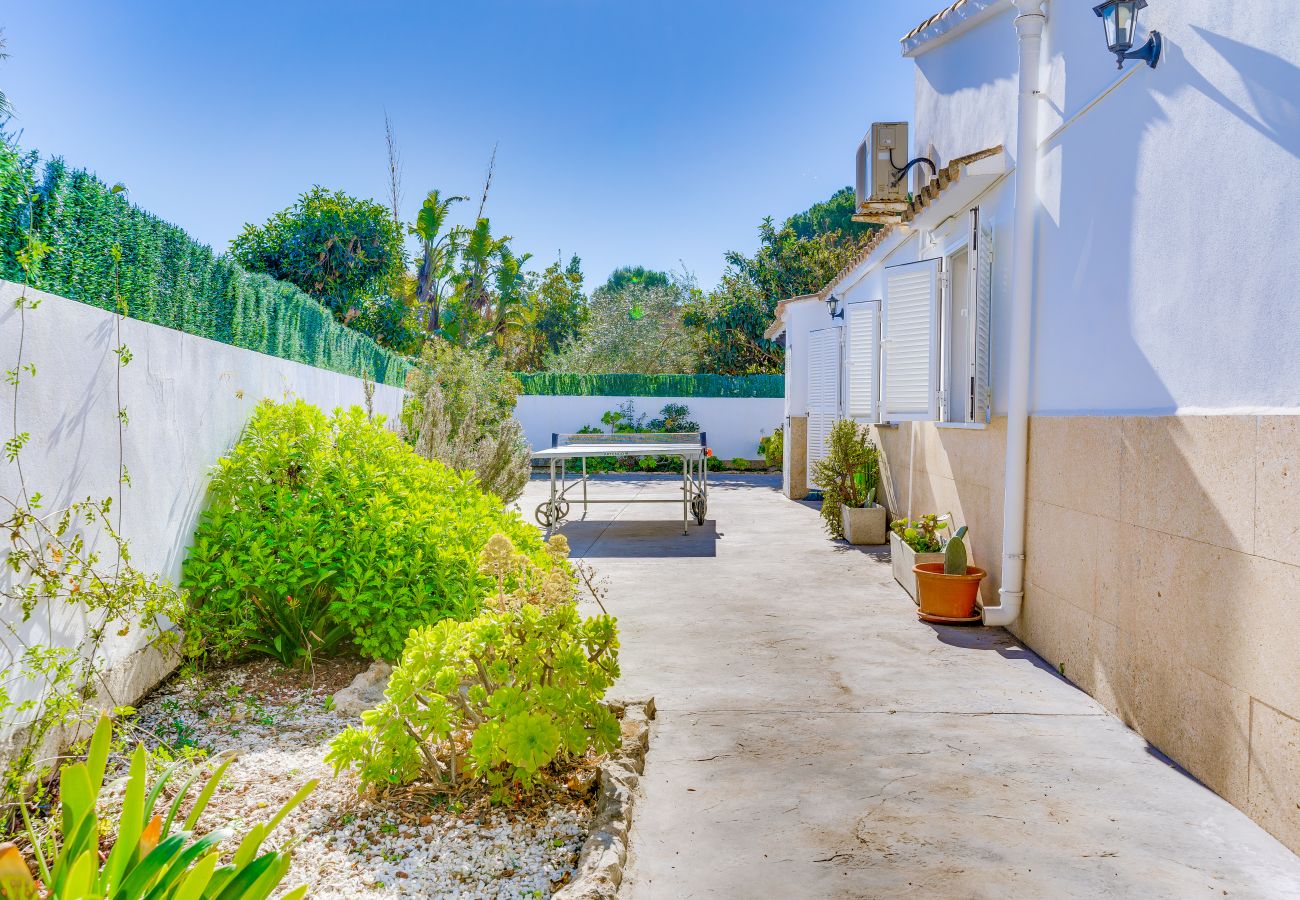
left=854, top=122, right=910, bottom=224
left=855, top=122, right=909, bottom=207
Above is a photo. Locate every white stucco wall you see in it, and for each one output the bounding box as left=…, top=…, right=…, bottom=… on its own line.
left=514, top=395, right=784, bottom=461
left=0, top=281, right=405, bottom=731
left=910, top=0, right=1300, bottom=415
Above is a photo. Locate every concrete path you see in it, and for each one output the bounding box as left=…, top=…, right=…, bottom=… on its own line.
left=521, top=474, right=1300, bottom=899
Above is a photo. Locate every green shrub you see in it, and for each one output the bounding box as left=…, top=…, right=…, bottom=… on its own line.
left=759, top=427, right=783, bottom=469
left=0, top=714, right=313, bottom=899
left=513, top=372, right=783, bottom=398
left=730, top=457, right=750, bottom=470
left=181, top=399, right=560, bottom=663
left=402, top=344, right=530, bottom=503
left=0, top=142, right=409, bottom=386
left=812, top=419, right=880, bottom=540
left=327, top=535, right=620, bottom=799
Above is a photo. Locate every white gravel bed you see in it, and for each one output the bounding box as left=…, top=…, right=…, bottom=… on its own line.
left=125, top=659, right=591, bottom=899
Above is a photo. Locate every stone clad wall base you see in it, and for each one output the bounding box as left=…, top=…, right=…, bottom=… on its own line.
left=875, top=414, right=1300, bottom=854
left=785, top=416, right=808, bottom=500
left=785, top=413, right=806, bottom=499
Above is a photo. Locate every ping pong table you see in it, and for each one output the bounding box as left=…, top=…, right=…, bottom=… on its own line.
left=530, top=432, right=709, bottom=534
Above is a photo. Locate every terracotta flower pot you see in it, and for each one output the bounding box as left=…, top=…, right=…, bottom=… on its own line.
left=913, top=563, right=987, bottom=620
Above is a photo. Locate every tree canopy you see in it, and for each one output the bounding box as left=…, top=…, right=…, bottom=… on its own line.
left=601, top=265, right=671, bottom=293
left=231, top=187, right=412, bottom=348
left=687, top=187, right=879, bottom=374
left=548, top=275, right=698, bottom=375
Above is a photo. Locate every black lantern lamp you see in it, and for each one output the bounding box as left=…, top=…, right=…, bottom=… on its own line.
left=825, top=293, right=844, bottom=320
left=1093, top=0, right=1162, bottom=69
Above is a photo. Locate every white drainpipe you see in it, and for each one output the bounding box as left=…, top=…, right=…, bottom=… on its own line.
left=985, top=0, right=1046, bottom=628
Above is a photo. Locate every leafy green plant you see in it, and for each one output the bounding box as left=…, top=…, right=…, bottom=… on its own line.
left=890, top=514, right=949, bottom=553
left=730, top=457, right=750, bottom=471
left=327, top=535, right=619, bottom=799
left=758, top=427, right=783, bottom=469
left=646, top=403, right=699, bottom=433
left=0, top=714, right=313, bottom=899
left=182, top=399, right=561, bottom=663
left=944, top=525, right=969, bottom=575
left=812, top=419, right=880, bottom=539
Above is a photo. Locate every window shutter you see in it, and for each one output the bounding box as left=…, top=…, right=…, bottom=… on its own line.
left=973, top=210, right=994, bottom=424
left=806, top=327, right=839, bottom=488
left=882, top=258, right=941, bottom=421
left=845, top=301, right=880, bottom=422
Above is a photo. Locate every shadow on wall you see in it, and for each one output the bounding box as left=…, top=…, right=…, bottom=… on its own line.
left=1189, top=27, right=1300, bottom=160
left=1034, top=37, right=1173, bottom=414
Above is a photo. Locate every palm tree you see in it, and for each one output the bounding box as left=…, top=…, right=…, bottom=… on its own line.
left=458, top=217, right=510, bottom=318
left=412, top=189, right=467, bottom=333
left=493, top=244, right=532, bottom=328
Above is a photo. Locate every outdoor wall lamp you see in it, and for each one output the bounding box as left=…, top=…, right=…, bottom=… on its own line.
left=1093, top=0, right=1162, bottom=69
left=825, top=294, right=844, bottom=320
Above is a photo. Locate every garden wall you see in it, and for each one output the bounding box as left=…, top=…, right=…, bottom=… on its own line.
left=514, top=395, right=784, bottom=461
left=0, top=280, right=404, bottom=743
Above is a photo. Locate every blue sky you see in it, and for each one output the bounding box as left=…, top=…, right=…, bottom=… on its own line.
left=2, top=2, right=932, bottom=288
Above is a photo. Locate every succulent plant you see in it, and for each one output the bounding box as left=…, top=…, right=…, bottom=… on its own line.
left=943, top=525, right=969, bottom=575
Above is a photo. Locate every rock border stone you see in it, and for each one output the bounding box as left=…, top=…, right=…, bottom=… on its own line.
left=554, top=697, right=656, bottom=900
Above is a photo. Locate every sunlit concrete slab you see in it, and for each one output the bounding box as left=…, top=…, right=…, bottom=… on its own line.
left=520, top=475, right=1300, bottom=899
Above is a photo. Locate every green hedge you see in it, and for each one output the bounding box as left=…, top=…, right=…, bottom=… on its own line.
left=514, top=372, right=784, bottom=398
left=0, top=146, right=411, bottom=387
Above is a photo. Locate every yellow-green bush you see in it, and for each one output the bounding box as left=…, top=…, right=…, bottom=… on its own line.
left=327, top=534, right=619, bottom=798
left=181, top=400, right=560, bottom=663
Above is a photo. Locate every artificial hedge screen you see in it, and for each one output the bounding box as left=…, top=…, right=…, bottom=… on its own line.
left=513, top=372, right=784, bottom=398
left=0, top=146, right=410, bottom=387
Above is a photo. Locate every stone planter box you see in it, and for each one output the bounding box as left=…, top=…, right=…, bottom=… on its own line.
left=890, top=531, right=945, bottom=602
left=841, top=503, right=888, bottom=545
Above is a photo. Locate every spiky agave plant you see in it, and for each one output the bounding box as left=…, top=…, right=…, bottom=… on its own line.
left=0, top=714, right=315, bottom=900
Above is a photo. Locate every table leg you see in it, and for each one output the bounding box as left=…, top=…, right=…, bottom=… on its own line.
left=681, top=455, right=688, bottom=534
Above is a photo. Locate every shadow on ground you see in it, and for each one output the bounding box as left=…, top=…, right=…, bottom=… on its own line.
left=556, top=519, right=720, bottom=558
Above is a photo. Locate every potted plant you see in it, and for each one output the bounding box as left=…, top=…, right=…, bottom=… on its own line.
left=913, top=525, right=987, bottom=622
left=889, top=514, right=947, bottom=600
left=812, top=419, right=886, bottom=544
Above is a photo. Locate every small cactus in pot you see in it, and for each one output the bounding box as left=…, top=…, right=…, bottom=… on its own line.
left=943, top=525, right=969, bottom=575
left=913, top=523, right=986, bottom=622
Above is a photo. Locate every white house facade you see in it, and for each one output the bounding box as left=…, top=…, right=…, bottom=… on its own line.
left=770, top=0, right=1300, bottom=852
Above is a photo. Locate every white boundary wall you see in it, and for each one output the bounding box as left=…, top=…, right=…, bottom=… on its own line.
left=0, top=281, right=405, bottom=736
left=514, top=395, right=784, bottom=460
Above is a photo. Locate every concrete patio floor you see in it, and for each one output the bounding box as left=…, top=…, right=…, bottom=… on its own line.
left=521, top=473, right=1300, bottom=899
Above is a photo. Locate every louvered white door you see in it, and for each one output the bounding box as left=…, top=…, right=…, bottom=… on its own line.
left=972, top=209, right=994, bottom=424
left=806, top=327, right=840, bottom=489
left=845, top=301, right=880, bottom=423
left=883, top=258, right=941, bottom=421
